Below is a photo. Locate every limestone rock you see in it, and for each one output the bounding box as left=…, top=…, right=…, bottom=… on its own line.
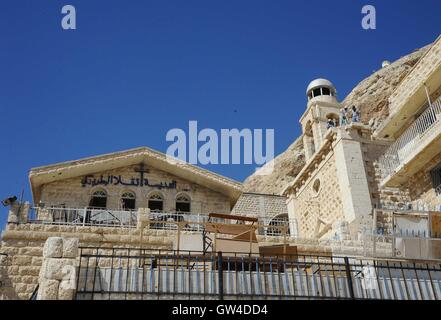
left=42, top=237, right=63, bottom=258
left=62, top=238, right=79, bottom=258
left=44, top=258, right=75, bottom=280
left=58, top=280, right=75, bottom=300
left=37, top=279, right=59, bottom=300
left=243, top=137, right=305, bottom=195
left=342, top=45, right=431, bottom=129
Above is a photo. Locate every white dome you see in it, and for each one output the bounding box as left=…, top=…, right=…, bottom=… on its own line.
left=382, top=60, right=391, bottom=68
left=306, top=78, right=336, bottom=95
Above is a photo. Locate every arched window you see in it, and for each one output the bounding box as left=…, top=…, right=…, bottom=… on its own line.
left=148, top=193, right=164, bottom=212
left=326, top=113, right=340, bottom=128
left=89, top=190, right=107, bottom=209
left=121, top=191, right=136, bottom=210
left=176, top=194, right=191, bottom=213
left=268, top=214, right=290, bottom=236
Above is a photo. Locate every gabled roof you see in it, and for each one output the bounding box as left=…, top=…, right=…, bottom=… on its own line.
left=29, top=147, right=243, bottom=206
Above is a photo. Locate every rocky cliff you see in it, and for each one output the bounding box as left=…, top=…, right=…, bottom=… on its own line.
left=243, top=44, right=432, bottom=195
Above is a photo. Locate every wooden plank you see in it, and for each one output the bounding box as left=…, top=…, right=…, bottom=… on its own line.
left=205, top=223, right=256, bottom=236
left=232, top=230, right=257, bottom=242
left=208, top=213, right=258, bottom=223
left=259, top=245, right=298, bottom=256
left=216, top=238, right=260, bottom=255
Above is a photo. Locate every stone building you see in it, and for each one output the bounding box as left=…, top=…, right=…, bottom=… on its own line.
left=2, top=36, right=441, bottom=300
left=28, top=146, right=242, bottom=216
left=282, top=79, right=384, bottom=239
left=283, top=36, right=441, bottom=242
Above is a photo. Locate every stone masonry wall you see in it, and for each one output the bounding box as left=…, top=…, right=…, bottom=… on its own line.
left=37, top=237, right=79, bottom=300
left=290, top=126, right=403, bottom=239
left=402, top=151, right=441, bottom=210
left=292, top=151, right=344, bottom=238
left=231, top=193, right=288, bottom=220
left=40, top=164, right=230, bottom=214
left=0, top=222, right=175, bottom=300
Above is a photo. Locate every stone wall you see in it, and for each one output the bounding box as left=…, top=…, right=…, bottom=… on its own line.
left=37, top=237, right=79, bottom=300
left=231, top=193, right=288, bottom=219
left=388, top=38, right=441, bottom=118
left=286, top=124, right=404, bottom=240
left=0, top=220, right=175, bottom=300
left=39, top=164, right=230, bottom=214
left=402, top=151, right=441, bottom=211
left=290, top=148, right=344, bottom=239
left=0, top=237, right=43, bottom=300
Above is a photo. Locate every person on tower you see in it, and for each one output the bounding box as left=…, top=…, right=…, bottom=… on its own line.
left=352, top=105, right=361, bottom=123
left=340, top=107, right=348, bottom=126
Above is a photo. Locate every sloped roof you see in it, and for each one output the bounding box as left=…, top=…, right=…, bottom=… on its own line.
left=29, top=147, right=243, bottom=206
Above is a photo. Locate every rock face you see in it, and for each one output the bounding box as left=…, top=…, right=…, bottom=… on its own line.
left=342, top=45, right=432, bottom=131
left=243, top=136, right=305, bottom=195
left=243, top=44, right=432, bottom=195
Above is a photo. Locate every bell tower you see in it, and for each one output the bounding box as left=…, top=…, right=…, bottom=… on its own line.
left=300, top=79, right=341, bottom=161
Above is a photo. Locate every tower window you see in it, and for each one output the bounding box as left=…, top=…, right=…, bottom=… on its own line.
left=148, top=193, right=164, bottom=212
left=313, top=88, right=321, bottom=97
left=176, top=194, right=191, bottom=213
left=121, top=192, right=136, bottom=210
left=89, top=190, right=107, bottom=209
left=321, top=87, right=331, bottom=95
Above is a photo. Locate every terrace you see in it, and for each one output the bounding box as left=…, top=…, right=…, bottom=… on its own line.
left=378, top=96, right=441, bottom=187
left=26, top=206, right=293, bottom=238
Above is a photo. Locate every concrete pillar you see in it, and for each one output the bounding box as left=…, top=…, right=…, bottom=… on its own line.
left=7, top=202, right=20, bottom=224
left=137, top=207, right=151, bottom=229
left=303, top=135, right=315, bottom=161
left=317, top=121, right=328, bottom=145
left=7, top=202, right=30, bottom=225
left=334, top=128, right=373, bottom=236
left=37, top=237, right=79, bottom=300
left=286, top=196, right=297, bottom=237
left=312, top=121, right=323, bottom=150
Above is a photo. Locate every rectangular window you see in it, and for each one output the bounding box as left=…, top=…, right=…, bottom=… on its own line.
left=176, top=202, right=190, bottom=213
left=122, top=198, right=136, bottom=210
left=430, top=164, right=441, bottom=195
left=148, top=200, right=163, bottom=212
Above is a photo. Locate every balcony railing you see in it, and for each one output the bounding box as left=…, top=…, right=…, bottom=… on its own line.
left=379, top=96, right=441, bottom=183
left=28, top=207, right=294, bottom=237
left=29, top=207, right=139, bottom=227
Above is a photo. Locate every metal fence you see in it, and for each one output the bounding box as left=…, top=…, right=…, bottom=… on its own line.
left=28, top=207, right=293, bottom=237
left=29, top=207, right=138, bottom=227
left=75, top=247, right=441, bottom=300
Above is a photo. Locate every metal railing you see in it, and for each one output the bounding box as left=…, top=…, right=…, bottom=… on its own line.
left=75, top=247, right=441, bottom=300
left=363, top=234, right=441, bottom=261
left=379, top=96, right=441, bottom=182
left=259, top=217, right=292, bottom=237
left=28, top=207, right=294, bottom=237
left=29, top=207, right=138, bottom=227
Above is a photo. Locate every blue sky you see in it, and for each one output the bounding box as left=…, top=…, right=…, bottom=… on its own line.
left=0, top=0, right=440, bottom=229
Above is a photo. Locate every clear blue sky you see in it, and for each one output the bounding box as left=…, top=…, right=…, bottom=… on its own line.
left=0, top=0, right=440, bottom=229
